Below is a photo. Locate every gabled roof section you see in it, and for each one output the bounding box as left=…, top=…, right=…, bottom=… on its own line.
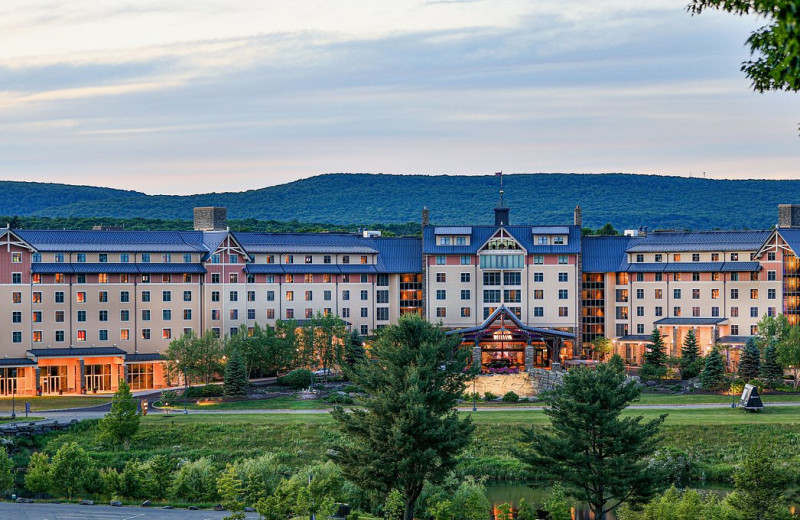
left=1, top=228, right=36, bottom=251
left=582, top=236, right=632, bottom=272
left=369, top=237, right=422, bottom=273
left=423, top=225, right=581, bottom=255
left=626, top=230, right=771, bottom=253
left=15, top=230, right=208, bottom=253
left=447, top=305, right=574, bottom=339
left=775, top=228, right=800, bottom=257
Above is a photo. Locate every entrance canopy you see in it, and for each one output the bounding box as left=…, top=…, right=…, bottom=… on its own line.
left=447, top=305, right=573, bottom=343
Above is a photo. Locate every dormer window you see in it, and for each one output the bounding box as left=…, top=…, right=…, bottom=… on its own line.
left=538, top=236, right=549, bottom=245
left=553, top=236, right=565, bottom=245
left=655, top=254, right=663, bottom=262
left=440, top=237, right=451, bottom=245
left=456, top=236, right=466, bottom=245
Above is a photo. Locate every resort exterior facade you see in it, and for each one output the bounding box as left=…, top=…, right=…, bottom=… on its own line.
left=2, top=203, right=800, bottom=395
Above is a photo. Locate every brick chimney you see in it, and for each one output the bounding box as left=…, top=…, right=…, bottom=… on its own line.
left=193, top=207, right=227, bottom=231
left=778, top=204, right=800, bottom=228
left=422, top=207, right=430, bottom=227
left=574, top=204, right=582, bottom=227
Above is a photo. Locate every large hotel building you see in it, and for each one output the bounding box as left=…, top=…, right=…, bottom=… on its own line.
left=2, top=202, right=800, bottom=395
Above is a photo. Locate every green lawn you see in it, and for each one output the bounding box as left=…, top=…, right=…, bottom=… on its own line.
left=155, top=395, right=332, bottom=411
left=0, top=416, right=45, bottom=423
left=0, top=396, right=110, bottom=412
left=634, top=392, right=800, bottom=405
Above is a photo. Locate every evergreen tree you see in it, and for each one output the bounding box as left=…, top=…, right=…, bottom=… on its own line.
left=738, top=337, right=761, bottom=382
left=514, top=364, right=666, bottom=520
left=344, top=330, right=366, bottom=369
left=679, top=329, right=701, bottom=380
left=330, top=315, right=474, bottom=520
left=223, top=346, right=249, bottom=397
left=777, top=325, right=800, bottom=389
left=761, top=342, right=784, bottom=390
left=701, top=348, right=727, bottom=391
left=728, top=444, right=789, bottom=520
left=608, top=354, right=626, bottom=374
left=639, top=329, right=667, bottom=381
left=99, top=380, right=140, bottom=450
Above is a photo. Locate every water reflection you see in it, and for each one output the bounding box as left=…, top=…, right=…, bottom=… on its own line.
left=485, top=484, right=615, bottom=520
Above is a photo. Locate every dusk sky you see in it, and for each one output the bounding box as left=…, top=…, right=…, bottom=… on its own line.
left=1, top=1, right=798, bottom=194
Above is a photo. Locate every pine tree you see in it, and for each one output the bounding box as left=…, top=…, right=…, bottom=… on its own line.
left=738, top=338, right=761, bottom=382
left=701, top=348, right=727, bottom=391
left=344, top=330, right=366, bottom=369
left=640, top=328, right=667, bottom=381
left=761, top=342, right=784, bottom=390
left=99, top=380, right=140, bottom=450
left=608, top=353, right=625, bottom=374
left=679, top=329, right=701, bottom=380
left=224, top=346, right=249, bottom=397
left=330, top=315, right=474, bottom=520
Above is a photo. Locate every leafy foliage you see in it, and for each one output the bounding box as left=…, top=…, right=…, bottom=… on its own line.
left=278, top=369, right=313, bottom=390
left=728, top=444, right=790, bottom=520
left=543, top=482, right=572, bottom=520
left=98, top=380, right=140, bottom=450
left=0, top=448, right=14, bottom=495
left=330, top=315, right=474, bottom=520
left=50, top=442, right=92, bottom=500
left=514, top=364, right=667, bottom=519
left=701, top=348, right=728, bottom=391
left=165, top=331, right=224, bottom=385
left=777, top=325, right=800, bottom=389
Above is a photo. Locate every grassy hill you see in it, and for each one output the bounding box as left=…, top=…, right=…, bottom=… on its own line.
left=2, top=173, right=799, bottom=230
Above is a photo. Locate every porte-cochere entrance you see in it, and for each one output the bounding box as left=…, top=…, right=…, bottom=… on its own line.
left=448, top=306, right=574, bottom=372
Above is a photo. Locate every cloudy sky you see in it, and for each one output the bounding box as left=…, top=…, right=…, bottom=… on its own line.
left=1, top=1, right=797, bottom=194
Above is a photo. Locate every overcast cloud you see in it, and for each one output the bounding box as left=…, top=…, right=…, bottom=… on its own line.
left=0, top=1, right=796, bottom=194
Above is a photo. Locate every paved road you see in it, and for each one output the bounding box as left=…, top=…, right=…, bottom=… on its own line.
left=0, top=502, right=259, bottom=519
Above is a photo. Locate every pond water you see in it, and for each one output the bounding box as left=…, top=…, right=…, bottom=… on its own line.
left=485, top=483, right=799, bottom=519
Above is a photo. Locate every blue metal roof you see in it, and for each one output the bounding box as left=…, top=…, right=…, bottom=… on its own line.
left=718, top=335, right=753, bottom=344
left=71, top=263, right=140, bottom=274
left=434, top=227, right=472, bottom=235
left=581, top=236, right=632, bottom=272
left=423, top=225, right=581, bottom=255
left=370, top=237, right=422, bottom=273
left=282, top=264, right=341, bottom=274
left=719, top=261, right=761, bottom=272
left=233, top=232, right=377, bottom=254
left=627, top=263, right=666, bottom=273
left=0, top=358, right=36, bottom=367
left=27, top=347, right=127, bottom=358
left=126, top=353, right=164, bottom=362
left=16, top=230, right=208, bottom=253
left=662, top=262, right=724, bottom=273
left=136, top=263, right=206, bottom=274
left=244, top=264, right=285, bottom=274
left=626, top=230, right=771, bottom=253
left=777, top=229, right=800, bottom=256
left=31, top=263, right=75, bottom=274
left=338, top=264, right=378, bottom=274
left=530, top=226, right=570, bottom=235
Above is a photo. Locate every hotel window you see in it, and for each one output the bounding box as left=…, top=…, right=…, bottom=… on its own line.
left=504, top=272, right=521, bottom=285
left=436, top=307, right=446, bottom=318
left=559, top=307, right=569, bottom=317
left=246, top=290, right=255, bottom=302
left=342, top=290, right=349, bottom=301
left=636, top=306, right=644, bottom=317
left=11, top=252, right=22, bottom=263
left=324, top=290, right=332, bottom=301
left=323, top=273, right=332, bottom=283
left=11, top=273, right=21, bottom=284
left=377, top=274, right=389, bottom=286
left=55, top=311, right=66, bottom=323
left=55, top=330, right=64, bottom=342
left=673, top=273, right=681, bottom=281
left=230, top=273, right=238, bottom=283
left=163, top=309, right=172, bottom=321
left=305, top=255, right=313, bottom=264
left=533, top=272, right=543, bottom=282
left=673, top=254, right=681, bottom=262
left=361, top=307, right=369, bottom=318
left=360, top=274, right=368, bottom=283
left=263, top=255, right=274, bottom=264
left=731, top=325, right=739, bottom=335
left=12, top=292, right=22, bottom=304
left=181, top=253, right=191, bottom=263
left=460, top=255, right=470, bottom=265
left=31, top=331, right=43, bottom=343
left=731, top=307, right=739, bottom=317
left=285, top=274, right=294, bottom=283
left=636, top=273, right=644, bottom=282
left=12, top=332, right=21, bottom=343
left=654, top=254, right=663, bottom=262
left=768, top=288, right=776, bottom=299
left=77, top=291, right=86, bottom=303
left=32, top=253, right=41, bottom=263
left=184, top=309, right=193, bottom=320
left=504, top=290, right=521, bottom=303
left=616, top=307, right=628, bottom=319
left=750, top=271, right=758, bottom=281
left=184, top=327, right=194, bottom=336
left=229, top=291, right=238, bottom=302
left=558, top=289, right=568, bottom=299
left=558, top=255, right=568, bottom=264
left=142, top=290, right=151, bottom=302
left=210, top=254, right=221, bottom=264
left=376, top=290, right=389, bottom=303
left=33, top=311, right=44, bottom=323
left=96, top=291, right=107, bottom=303
left=751, top=307, right=759, bottom=318
left=692, top=253, right=700, bottom=262
left=751, top=289, right=758, bottom=299
left=120, top=253, right=129, bottom=263
left=766, top=251, right=776, bottom=261
left=636, top=289, right=644, bottom=299
left=285, top=255, right=294, bottom=264
left=341, top=308, right=350, bottom=318
left=712, top=306, right=720, bottom=317
left=692, top=273, right=700, bottom=282
left=768, top=307, right=776, bottom=317
left=483, top=272, right=501, bottom=285
left=141, top=274, right=151, bottom=283
left=246, top=273, right=254, bottom=283
left=305, top=291, right=313, bottom=301
left=768, top=270, right=776, bottom=281
left=12, top=311, right=21, bottom=323
left=711, top=253, right=719, bottom=261
left=484, top=290, right=501, bottom=303
left=436, top=273, right=446, bottom=283
left=436, top=256, right=446, bottom=265
left=342, top=256, right=350, bottom=264
left=692, top=307, right=700, bottom=317
left=75, top=253, right=86, bottom=263
left=751, top=325, right=758, bottom=335
left=655, top=272, right=663, bottom=282
left=162, top=329, right=172, bottom=340
left=533, top=290, right=543, bottom=300
left=461, top=307, right=471, bottom=317
left=211, top=273, right=220, bottom=284
left=456, top=236, right=467, bottom=245
left=266, top=309, right=275, bottom=319
left=32, top=274, right=41, bottom=284
left=534, top=307, right=544, bottom=317
left=359, top=255, right=368, bottom=264
left=211, top=328, right=221, bottom=337
left=731, top=272, right=739, bottom=281
left=211, top=310, right=219, bottom=320
left=553, top=236, right=565, bottom=245
left=141, top=253, right=151, bottom=263
left=286, top=291, right=294, bottom=301
left=637, top=324, right=645, bottom=334
left=558, top=272, right=568, bottom=282
left=712, top=272, right=720, bottom=281
left=77, top=330, right=87, bottom=342
left=636, top=254, right=644, bottom=263
left=616, top=289, right=628, bottom=302
left=377, top=308, right=389, bottom=321
left=267, top=291, right=275, bottom=301
left=211, top=291, right=220, bottom=302
left=712, top=289, right=719, bottom=299
left=673, top=307, right=681, bottom=317
left=692, top=289, right=700, bottom=299
left=461, top=289, right=470, bottom=300
left=98, top=310, right=108, bottom=322
left=527, top=255, right=542, bottom=266
left=673, top=289, right=681, bottom=299
left=730, top=253, right=738, bottom=261
left=162, top=290, right=171, bottom=302
left=655, top=289, right=662, bottom=299
left=228, top=254, right=238, bottom=264
left=142, top=310, right=151, bottom=321
left=120, top=291, right=130, bottom=303
left=76, top=274, right=86, bottom=284
left=655, top=306, right=663, bottom=317
left=55, top=253, right=65, bottom=263
left=361, top=290, right=368, bottom=300
left=231, top=309, right=239, bottom=320
left=120, top=310, right=130, bottom=322
left=361, top=325, right=369, bottom=336
left=31, top=291, right=42, bottom=303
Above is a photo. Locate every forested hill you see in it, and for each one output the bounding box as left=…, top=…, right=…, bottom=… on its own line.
left=2, top=173, right=800, bottom=230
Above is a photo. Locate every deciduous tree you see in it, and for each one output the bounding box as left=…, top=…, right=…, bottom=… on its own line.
left=728, top=444, right=789, bottom=520
left=777, top=325, right=800, bottom=389
left=330, top=315, right=474, bottom=520
left=514, top=364, right=666, bottom=520
left=165, top=331, right=223, bottom=385
left=50, top=442, right=92, bottom=500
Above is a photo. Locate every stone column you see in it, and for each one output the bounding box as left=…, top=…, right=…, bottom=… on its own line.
left=672, top=326, right=678, bottom=357
left=472, top=340, right=481, bottom=370
left=34, top=367, right=41, bottom=395
left=525, top=342, right=534, bottom=373
left=79, top=359, right=86, bottom=393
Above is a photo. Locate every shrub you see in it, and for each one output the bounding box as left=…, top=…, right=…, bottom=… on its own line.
left=483, top=392, right=497, bottom=401
left=171, top=457, right=220, bottom=502
left=185, top=385, right=225, bottom=398
left=325, top=393, right=355, bottom=405
left=648, top=447, right=693, bottom=485
left=344, top=385, right=364, bottom=394
left=278, top=369, right=313, bottom=390
left=25, top=452, right=51, bottom=496
left=501, top=391, right=519, bottom=403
